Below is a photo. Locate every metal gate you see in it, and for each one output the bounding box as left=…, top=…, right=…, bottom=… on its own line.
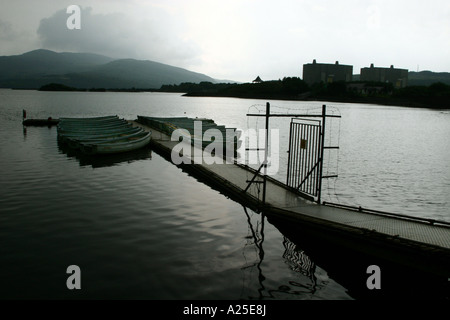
left=286, top=118, right=323, bottom=201
left=246, top=103, right=340, bottom=205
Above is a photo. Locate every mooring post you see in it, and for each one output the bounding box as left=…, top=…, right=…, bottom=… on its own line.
left=262, top=102, right=270, bottom=204
left=317, top=104, right=326, bottom=204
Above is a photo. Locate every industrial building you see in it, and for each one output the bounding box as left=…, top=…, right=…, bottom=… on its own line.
left=360, top=64, right=408, bottom=88
left=302, top=60, right=353, bottom=85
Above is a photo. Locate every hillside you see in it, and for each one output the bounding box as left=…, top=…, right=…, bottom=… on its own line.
left=0, top=49, right=114, bottom=87
left=57, top=59, right=217, bottom=89
left=0, top=49, right=216, bottom=89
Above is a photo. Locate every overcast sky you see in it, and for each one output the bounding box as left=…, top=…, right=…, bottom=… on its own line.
left=1, top=0, right=449, bottom=82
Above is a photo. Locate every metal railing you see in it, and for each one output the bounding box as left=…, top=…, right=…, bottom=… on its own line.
left=323, top=201, right=450, bottom=227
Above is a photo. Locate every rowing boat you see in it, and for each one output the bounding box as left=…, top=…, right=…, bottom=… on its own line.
left=137, top=115, right=242, bottom=153
left=59, top=115, right=119, bottom=122
left=58, top=126, right=141, bottom=144
left=80, top=131, right=152, bottom=155
left=66, top=128, right=145, bottom=149
left=57, top=115, right=152, bottom=155
left=57, top=119, right=130, bottom=131
left=57, top=123, right=133, bottom=135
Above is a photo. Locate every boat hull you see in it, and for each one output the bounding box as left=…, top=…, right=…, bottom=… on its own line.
left=57, top=116, right=152, bottom=155
left=80, top=132, right=152, bottom=155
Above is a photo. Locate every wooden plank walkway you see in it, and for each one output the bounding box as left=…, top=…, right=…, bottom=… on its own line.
left=130, top=120, right=450, bottom=276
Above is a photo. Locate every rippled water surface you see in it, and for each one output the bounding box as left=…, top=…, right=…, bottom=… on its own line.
left=0, top=90, right=449, bottom=299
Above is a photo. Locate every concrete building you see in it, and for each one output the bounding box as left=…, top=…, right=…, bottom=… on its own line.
left=360, top=64, right=408, bottom=88
left=302, top=60, right=353, bottom=85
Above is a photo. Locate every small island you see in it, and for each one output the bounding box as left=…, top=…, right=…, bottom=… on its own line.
left=38, top=83, right=78, bottom=91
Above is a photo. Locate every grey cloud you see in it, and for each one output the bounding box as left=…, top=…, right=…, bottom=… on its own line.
left=0, top=19, right=16, bottom=41
left=37, top=6, right=201, bottom=66
left=0, top=19, right=38, bottom=55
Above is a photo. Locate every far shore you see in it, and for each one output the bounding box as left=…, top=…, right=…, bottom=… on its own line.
left=6, top=80, right=449, bottom=110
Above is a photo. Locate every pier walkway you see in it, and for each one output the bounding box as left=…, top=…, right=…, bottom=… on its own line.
left=131, top=120, right=450, bottom=276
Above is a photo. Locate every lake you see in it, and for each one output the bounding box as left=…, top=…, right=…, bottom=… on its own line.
left=0, top=89, right=449, bottom=300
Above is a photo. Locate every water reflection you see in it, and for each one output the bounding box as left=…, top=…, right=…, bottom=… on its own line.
left=241, top=207, right=324, bottom=300
left=281, top=239, right=317, bottom=292
left=57, top=141, right=152, bottom=168
left=269, top=215, right=450, bottom=300
left=240, top=205, right=448, bottom=300
left=242, top=207, right=266, bottom=299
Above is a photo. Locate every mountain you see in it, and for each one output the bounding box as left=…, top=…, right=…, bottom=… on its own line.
left=0, top=49, right=114, bottom=86
left=49, top=59, right=217, bottom=89
left=0, top=49, right=216, bottom=89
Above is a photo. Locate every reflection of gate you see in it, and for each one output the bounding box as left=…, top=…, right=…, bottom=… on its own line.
left=286, top=118, right=322, bottom=200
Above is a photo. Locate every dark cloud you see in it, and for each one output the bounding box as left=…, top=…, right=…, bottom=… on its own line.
left=0, top=18, right=37, bottom=55
left=0, top=19, right=16, bottom=41
left=37, top=6, right=201, bottom=65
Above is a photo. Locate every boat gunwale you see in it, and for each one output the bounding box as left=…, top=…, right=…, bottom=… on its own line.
left=80, top=131, right=152, bottom=155
left=71, top=129, right=148, bottom=145
left=81, top=131, right=151, bottom=147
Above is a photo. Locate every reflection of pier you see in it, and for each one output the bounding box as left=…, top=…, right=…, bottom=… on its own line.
left=241, top=207, right=320, bottom=299
left=241, top=207, right=266, bottom=299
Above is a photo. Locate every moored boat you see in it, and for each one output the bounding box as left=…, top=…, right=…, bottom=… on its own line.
left=137, top=115, right=242, bottom=154
left=57, top=115, right=152, bottom=155
left=80, top=131, right=152, bottom=155
left=57, top=126, right=141, bottom=144
left=59, top=115, right=119, bottom=122
left=66, top=127, right=145, bottom=149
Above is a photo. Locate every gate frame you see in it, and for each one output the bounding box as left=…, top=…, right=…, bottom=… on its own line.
left=246, top=103, right=340, bottom=205
left=286, top=117, right=322, bottom=200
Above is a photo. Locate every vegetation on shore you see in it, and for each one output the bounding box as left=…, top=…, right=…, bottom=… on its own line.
left=39, top=83, right=78, bottom=91
left=166, top=78, right=450, bottom=109
left=38, top=83, right=158, bottom=93
left=38, top=77, right=450, bottom=109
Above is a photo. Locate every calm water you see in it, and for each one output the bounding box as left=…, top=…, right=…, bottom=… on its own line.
left=0, top=89, right=449, bottom=300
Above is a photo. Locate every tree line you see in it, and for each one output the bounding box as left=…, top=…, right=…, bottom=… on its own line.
left=162, top=78, right=450, bottom=108
left=38, top=78, right=450, bottom=108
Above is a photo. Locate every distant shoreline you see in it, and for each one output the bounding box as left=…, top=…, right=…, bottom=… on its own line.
left=12, top=81, right=448, bottom=110
left=183, top=91, right=449, bottom=109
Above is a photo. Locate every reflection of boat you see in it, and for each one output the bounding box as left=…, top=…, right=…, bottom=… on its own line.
left=57, top=116, right=152, bottom=155
left=80, top=131, right=152, bottom=155
left=66, top=127, right=145, bottom=149
left=22, top=118, right=60, bottom=126
left=58, top=140, right=152, bottom=168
